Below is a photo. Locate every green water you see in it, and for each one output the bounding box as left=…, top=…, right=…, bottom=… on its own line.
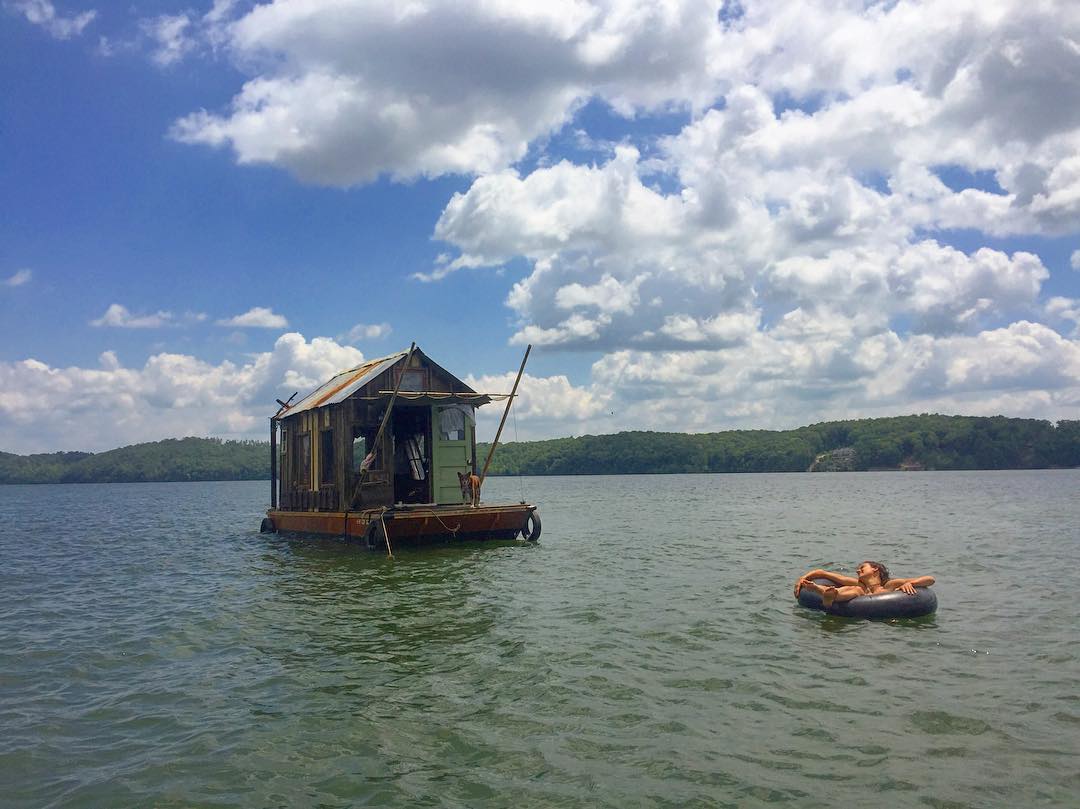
left=1, top=472, right=1077, bottom=807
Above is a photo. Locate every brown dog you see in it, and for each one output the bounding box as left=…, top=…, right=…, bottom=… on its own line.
left=457, top=470, right=481, bottom=507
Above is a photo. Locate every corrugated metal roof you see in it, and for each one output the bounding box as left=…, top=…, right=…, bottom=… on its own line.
left=277, top=351, right=406, bottom=419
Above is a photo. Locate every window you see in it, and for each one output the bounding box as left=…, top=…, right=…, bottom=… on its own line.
left=280, top=428, right=288, bottom=483
left=320, top=429, right=334, bottom=485
left=398, top=369, right=426, bottom=391
left=352, top=427, right=382, bottom=472
left=297, top=432, right=312, bottom=490
left=438, top=405, right=473, bottom=441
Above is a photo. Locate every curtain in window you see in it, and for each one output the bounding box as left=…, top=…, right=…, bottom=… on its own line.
left=438, top=405, right=474, bottom=441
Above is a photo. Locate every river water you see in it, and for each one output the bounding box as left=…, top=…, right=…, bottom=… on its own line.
left=1, top=471, right=1077, bottom=808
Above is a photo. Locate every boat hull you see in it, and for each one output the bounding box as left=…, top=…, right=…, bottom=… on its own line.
left=263, top=502, right=537, bottom=546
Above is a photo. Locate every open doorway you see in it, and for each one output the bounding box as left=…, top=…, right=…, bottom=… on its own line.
left=391, top=406, right=432, bottom=504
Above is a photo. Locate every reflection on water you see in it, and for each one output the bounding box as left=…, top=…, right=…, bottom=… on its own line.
left=1, top=471, right=1078, bottom=808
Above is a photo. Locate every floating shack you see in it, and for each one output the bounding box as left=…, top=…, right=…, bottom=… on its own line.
left=260, top=344, right=540, bottom=550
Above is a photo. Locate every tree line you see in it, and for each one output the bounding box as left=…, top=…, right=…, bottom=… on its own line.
left=479, top=415, right=1080, bottom=476
left=0, top=437, right=266, bottom=484
left=1, top=415, right=1077, bottom=484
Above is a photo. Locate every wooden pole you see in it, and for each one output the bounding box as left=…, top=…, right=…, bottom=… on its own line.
left=479, top=344, right=531, bottom=486
left=381, top=511, right=393, bottom=557
left=269, top=417, right=278, bottom=509
left=347, top=343, right=416, bottom=511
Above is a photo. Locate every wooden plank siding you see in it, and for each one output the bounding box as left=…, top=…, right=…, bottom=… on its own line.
left=275, top=348, right=486, bottom=514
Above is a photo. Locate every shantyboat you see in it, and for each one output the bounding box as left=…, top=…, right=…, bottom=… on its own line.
left=260, top=343, right=540, bottom=551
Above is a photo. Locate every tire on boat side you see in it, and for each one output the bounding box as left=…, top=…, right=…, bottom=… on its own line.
left=521, top=511, right=542, bottom=542
left=259, top=517, right=276, bottom=534
left=365, top=521, right=386, bottom=551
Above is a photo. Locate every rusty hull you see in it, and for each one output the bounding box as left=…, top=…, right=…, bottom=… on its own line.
left=266, top=502, right=535, bottom=545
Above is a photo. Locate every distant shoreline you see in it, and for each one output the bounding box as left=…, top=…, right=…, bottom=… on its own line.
left=2, top=414, right=1077, bottom=484
left=3, top=467, right=1079, bottom=487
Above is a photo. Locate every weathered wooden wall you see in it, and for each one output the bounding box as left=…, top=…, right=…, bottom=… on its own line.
left=276, top=350, right=479, bottom=513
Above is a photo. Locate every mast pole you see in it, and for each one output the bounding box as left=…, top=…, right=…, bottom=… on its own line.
left=479, top=344, right=531, bottom=486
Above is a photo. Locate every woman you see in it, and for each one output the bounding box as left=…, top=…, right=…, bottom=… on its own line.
left=794, top=561, right=935, bottom=608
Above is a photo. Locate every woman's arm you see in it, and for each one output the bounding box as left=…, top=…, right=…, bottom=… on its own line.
left=884, top=575, right=935, bottom=594
left=809, top=569, right=860, bottom=586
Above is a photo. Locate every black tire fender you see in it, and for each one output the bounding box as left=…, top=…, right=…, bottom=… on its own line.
left=259, top=517, right=275, bottom=534
left=521, top=511, right=541, bottom=542
left=364, top=521, right=382, bottom=551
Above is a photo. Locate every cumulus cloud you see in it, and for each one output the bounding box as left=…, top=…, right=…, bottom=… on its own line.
left=767, top=242, right=1048, bottom=335
left=142, top=13, right=195, bottom=67
left=0, top=333, right=365, bottom=453
left=0, top=335, right=615, bottom=453
left=7, top=0, right=95, bottom=40
left=576, top=322, right=1080, bottom=435
left=91, top=304, right=174, bottom=329
left=1071, top=250, right=1080, bottom=271
left=1046, top=297, right=1080, bottom=335
left=338, top=322, right=392, bottom=343
left=216, top=307, right=289, bottom=328
left=155, top=1, right=1080, bottom=438
left=89, top=304, right=207, bottom=329
left=171, top=0, right=724, bottom=184
left=465, top=370, right=611, bottom=441
left=3, top=269, right=32, bottom=287
left=420, top=2, right=1080, bottom=375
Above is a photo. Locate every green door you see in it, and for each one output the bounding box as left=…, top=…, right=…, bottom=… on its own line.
left=431, top=405, right=474, bottom=505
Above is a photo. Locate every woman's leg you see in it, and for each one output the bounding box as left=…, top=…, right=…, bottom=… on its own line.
left=822, top=585, right=864, bottom=608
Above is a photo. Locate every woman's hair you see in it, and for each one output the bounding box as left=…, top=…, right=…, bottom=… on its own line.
left=861, top=560, right=890, bottom=582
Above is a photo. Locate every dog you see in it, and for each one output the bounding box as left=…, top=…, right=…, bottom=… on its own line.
left=457, top=470, right=481, bottom=507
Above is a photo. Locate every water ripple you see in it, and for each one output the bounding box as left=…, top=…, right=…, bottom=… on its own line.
left=1, top=472, right=1077, bottom=807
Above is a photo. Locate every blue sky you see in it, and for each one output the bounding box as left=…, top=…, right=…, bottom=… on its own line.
left=2, top=0, right=1079, bottom=453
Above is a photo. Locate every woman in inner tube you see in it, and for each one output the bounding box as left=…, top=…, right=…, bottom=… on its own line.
left=793, top=561, right=935, bottom=609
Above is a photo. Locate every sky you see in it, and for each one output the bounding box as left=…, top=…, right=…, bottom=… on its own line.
left=2, top=0, right=1079, bottom=454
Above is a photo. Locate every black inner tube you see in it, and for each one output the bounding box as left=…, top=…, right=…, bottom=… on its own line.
left=797, top=577, right=937, bottom=618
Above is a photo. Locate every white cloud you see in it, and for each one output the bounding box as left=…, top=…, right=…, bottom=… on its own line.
left=172, top=0, right=725, bottom=184
left=8, top=0, right=95, bottom=40
left=466, top=370, right=611, bottom=441
left=433, top=146, right=685, bottom=266
left=338, top=322, right=392, bottom=343
left=216, top=307, right=289, bottom=328
left=555, top=273, right=647, bottom=315
left=657, top=310, right=761, bottom=344
left=1071, top=249, right=1080, bottom=271
left=1046, top=296, right=1080, bottom=335
left=91, top=303, right=174, bottom=329
left=154, top=1, right=1080, bottom=438
left=89, top=304, right=207, bottom=329
left=143, top=13, right=195, bottom=67
left=3, top=269, right=32, bottom=287
left=0, top=333, right=364, bottom=453
left=575, top=321, right=1080, bottom=435
left=768, top=242, right=1048, bottom=335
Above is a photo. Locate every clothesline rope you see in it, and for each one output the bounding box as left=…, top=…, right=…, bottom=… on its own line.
left=370, top=391, right=516, bottom=400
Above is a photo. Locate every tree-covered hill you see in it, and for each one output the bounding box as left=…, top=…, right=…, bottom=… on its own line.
left=1, top=415, right=1077, bottom=484
left=0, top=438, right=267, bottom=484
left=479, top=415, right=1080, bottom=476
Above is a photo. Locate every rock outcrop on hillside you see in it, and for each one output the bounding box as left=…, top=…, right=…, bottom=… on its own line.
left=808, top=447, right=858, bottom=472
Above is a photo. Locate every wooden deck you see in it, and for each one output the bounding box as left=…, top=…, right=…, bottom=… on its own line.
left=264, top=501, right=538, bottom=547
